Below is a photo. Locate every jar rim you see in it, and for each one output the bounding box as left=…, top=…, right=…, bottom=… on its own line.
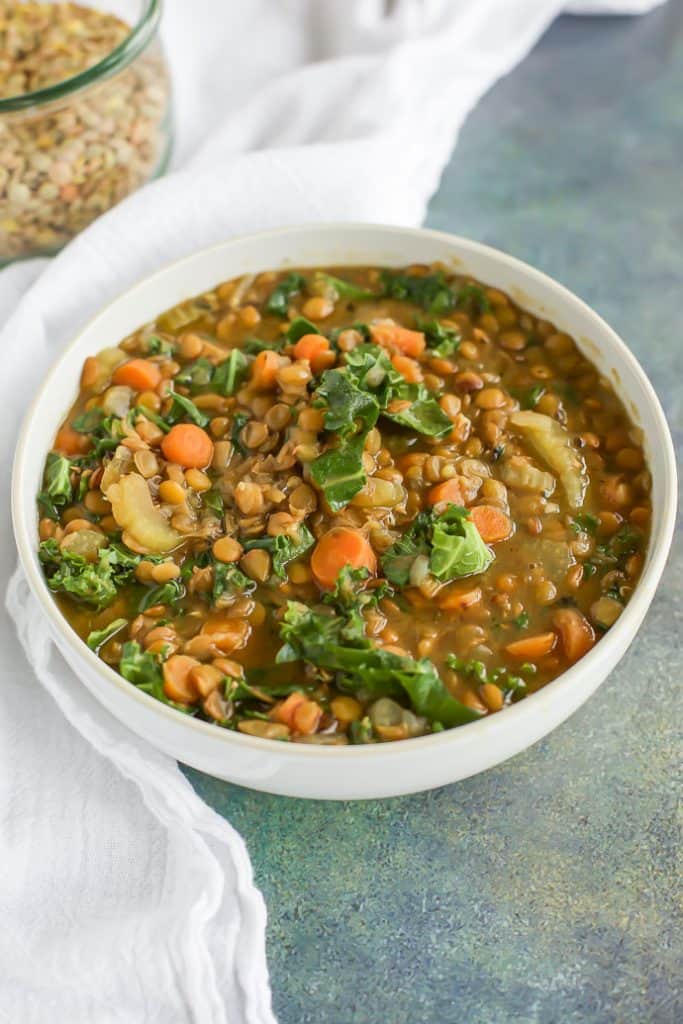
left=0, top=0, right=163, bottom=113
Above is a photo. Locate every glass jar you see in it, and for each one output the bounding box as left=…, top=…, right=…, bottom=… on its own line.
left=0, top=0, right=172, bottom=264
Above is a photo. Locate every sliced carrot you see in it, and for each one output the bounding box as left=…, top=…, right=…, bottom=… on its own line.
left=553, top=607, right=596, bottom=662
left=162, top=655, right=201, bottom=704
left=161, top=423, right=214, bottom=468
left=293, top=334, right=335, bottom=374
left=438, top=586, right=482, bottom=611
left=310, top=527, right=377, bottom=590
left=427, top=478, right=465, bottom=507
left=272, top=691, right=308, bottom=727
left=54, top=422, right=91, bottom=455
left=505, top=632, right=557, bottom=660
left=470, top=505, right=513, bottom=544
left=251, top=349, right=280, bottom=390
left=292, top=699, right=323, bottom=735
left=112, top=358, right=162, bottom=392
left=370, top=321, right=426, bottom=357
left=391, top=353, right=423, bottom=383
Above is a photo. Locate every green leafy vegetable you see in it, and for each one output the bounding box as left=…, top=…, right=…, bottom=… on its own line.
left=313, top=272, right=377, bottom=303
left=242, top=524, right=315, bottom=579
left=167, top=391, right=210, bottom=428
left=265, top=272, right=306, bottom=316
left=384, top=389, right=452, bottom=438
left=133, top=406, right=170, bottom=434
left=204, top=490, right=224, bottom=516
left=276, top=589, right=481, bottom=729
left=212, top=561, right=256, bottom=606
left=39, top=539, right=141, bottom=609
left=512, top=610, right=529, bottom=630
left=447, top=654, right=526, bottom=696
left=316, top=368, right=380, bottom=438
left=285, top=317, right=322, bottom=344
left=230, top=411, right=250, bottom=456
left=418, top=318, right=461, bottom=357
left=519, top=384, right=546, bottom=409
left=243, top=337, right=284, bottom=355
left=37, top=452, right=73, bottom=519
left=86, top=618, right=128, bottom=651
left=71, top=409, right=105, bottom=433
left=381, top=270, right=455, bottom=314
left=430, top=505, right=493, bottom=580
left=146, top=335, right=175, bottom=356
left=382, top=505, right=493, bottom=586
left=175, top=358, right=214, bottom=393
left=138, top=577, right=185, bottom=613
left=309, top=440, right=367, bottom=512
left=455, top=283, right=491, bottom=315
left=571, top=512, right=600, bottom=535
left=119, top=641, right=196, bottom=714
left=213, top=349, right=249, bottom=396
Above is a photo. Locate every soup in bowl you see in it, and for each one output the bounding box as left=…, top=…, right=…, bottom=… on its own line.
left=12, top=225, right=676, bottom=798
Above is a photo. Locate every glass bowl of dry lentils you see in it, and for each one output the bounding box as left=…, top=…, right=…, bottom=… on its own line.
left=0, top=0, right=172, bottom=264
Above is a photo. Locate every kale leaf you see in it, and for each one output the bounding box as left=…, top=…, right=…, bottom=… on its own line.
left=37, top=452, right=73, bottom=519
left=276, top=584, right=481, bottom=728
left=86, top=617, right=128, bottom=651
left=382, top=505, right=493, bottom=586
left=309, top=439, right=368, bottom=512
left=175, top=358, right=214, bottom=393
left=418, top=317, right=461, bottom=358
left=39, top=539, right=141, bottom=609
left=285, top=316, right=322, bottom=344
left=316, top=368, right=380, bottom=437
left=381, top=270, right=455, bottom=314
left=166, top=392, right=210, bottom=428
left=313, top=272, right=377, bottom=303
left=242, top=524, right=315, bottom=579
left=213, top=349, right=249, bottom=396
left=265, top=272, right=306, bottom=316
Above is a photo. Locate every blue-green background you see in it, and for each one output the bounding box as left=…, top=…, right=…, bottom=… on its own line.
left=185, top=9, right=683, bottom=1022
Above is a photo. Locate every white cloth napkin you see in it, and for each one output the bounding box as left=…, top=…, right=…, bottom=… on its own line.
left=0, top=1, right=664, bottom=1021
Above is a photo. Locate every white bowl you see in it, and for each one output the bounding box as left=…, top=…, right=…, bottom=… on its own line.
left=12, top=224, right=677, bottom=799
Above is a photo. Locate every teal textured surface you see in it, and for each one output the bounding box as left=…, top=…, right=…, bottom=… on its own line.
left=184, top=9, right=682, bottom=1022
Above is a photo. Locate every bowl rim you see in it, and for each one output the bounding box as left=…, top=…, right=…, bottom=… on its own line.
left=12, top=222, right=678, bottom=761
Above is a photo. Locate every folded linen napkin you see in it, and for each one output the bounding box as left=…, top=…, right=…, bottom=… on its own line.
left=0, top=1, right=664, bottom=1021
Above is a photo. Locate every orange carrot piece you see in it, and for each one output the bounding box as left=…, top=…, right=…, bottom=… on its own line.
left=251, top=349, right=280, bottom=390
left=54, top=423, right=91, bottom=456
left=370, top=321, right=426, bottom=357
left=161, top=423, right=214, bottom=468
left=112, top=358, right=162, bottom=392
left=272, top=691, right=308, bottom=727
left=292, top=699, right=323, bottom=735
left=553, top=607, right=596, bottom=662
left=293, top=334, right=334, bottom=374
left=438, top=586, right=482, bottom=611
left=470, top=505, right=513, bottom=544
left=391, top=353, right=423, bottom=383
left=505, top=632, right=557, bottom=660
left=427, top=478, right=465, bottom=507
left=310, top=527, right=377, bottom=590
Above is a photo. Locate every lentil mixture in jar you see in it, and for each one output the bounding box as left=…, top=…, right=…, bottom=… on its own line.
left=36, top=263, right=651, bottom=744
left=0, top=1, right=171, bottom=263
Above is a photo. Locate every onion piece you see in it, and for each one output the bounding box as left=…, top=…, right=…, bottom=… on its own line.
left=509, top=410, right=587, bottom=508
left=107, top=473, right=180, bottom=553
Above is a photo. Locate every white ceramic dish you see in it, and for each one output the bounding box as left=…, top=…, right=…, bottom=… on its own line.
left=12, top=224, right=677, bottom=799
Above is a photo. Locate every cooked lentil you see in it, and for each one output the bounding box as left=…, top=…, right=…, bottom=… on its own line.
left=37, top=263, right=651, bottom=744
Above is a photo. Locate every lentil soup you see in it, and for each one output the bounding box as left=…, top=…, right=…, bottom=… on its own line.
left=36, top=264, right=651, bottom=744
